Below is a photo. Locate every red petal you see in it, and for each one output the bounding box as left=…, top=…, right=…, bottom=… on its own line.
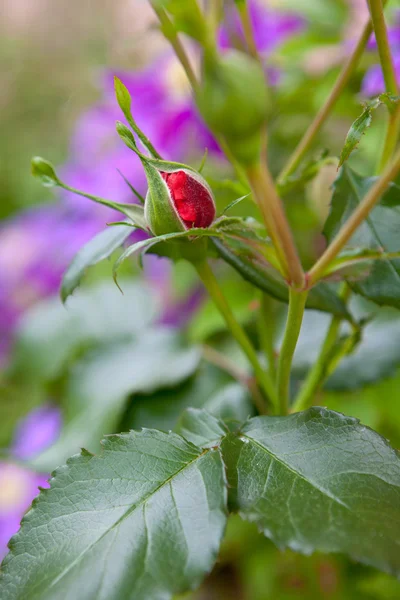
left=161, top=170, right=215, bottom=228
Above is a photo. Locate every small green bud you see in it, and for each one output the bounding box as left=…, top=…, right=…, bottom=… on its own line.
left=144, top=165, right=216, bottom=236
left=196, top=50, right=270, bottom=165
left=31, top=157, right=60, bottom=187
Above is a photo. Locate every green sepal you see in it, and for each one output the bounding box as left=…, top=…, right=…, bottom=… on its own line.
left=112, top=227, right=225, bottom=285
left=114, top=77, right=161, bottom=158
left=117, top=169, right=145, bottom=204
left=31, top=156, right=60, bottom=187
left=116, top=121, right=196, bottom=174
left=30, top=157, right=148, bottom=229
left=116, top=122, right=214, bottom=236
left=143, top=162, right=186, bottom=236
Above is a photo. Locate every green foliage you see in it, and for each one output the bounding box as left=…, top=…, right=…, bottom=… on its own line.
left=60, top=223, right=134, bottom=302
left=114, top=77, right=161, bottom=159
left=31, top=157, right=148, bottom=229
left=124, top=365, right=254, bottom=432
left=9, top=281, right=160, bottom=382
left=338, top=95, right=400, bottom=168
left=223, top=408, right=400, bottom=575
left=2, top=408, right=400, bottom=600
left=338, top=107, right=373, bottom=168
left=324, top=166, right=400, bottom=308
left=32, top=330, right=201, bottom=471
left=293, top=302, right=400, bottom=390
left=212, top=236, right=351, bottom=318
left=7, top=1, right=400, bottom=595
left=0, top=430, right=227, bottom=600
left=177, top=408, right=227, bottom=447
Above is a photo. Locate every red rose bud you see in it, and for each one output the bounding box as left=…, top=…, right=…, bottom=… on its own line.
left=144, top=166, right=216, bottom=236
left=161, top=170, right=215, bottom=229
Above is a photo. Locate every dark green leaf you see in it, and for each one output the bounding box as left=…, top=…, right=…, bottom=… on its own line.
left=32, top=329, right=201, bottom=470
left=177, top=408, right=226, bottom=448
left=224, top=407, right=400, bottom=574
left=324, top=165, right=400, bottom=308
left=0, top=430, right=227, bottom=600
left=60, top=224, right=133, bottom=302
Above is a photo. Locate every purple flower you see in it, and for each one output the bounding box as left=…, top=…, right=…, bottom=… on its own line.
left=0, top=404, right=62, bottom=560
left=362, top=55, right=400, bottom=97
left=0, top=204, right=104, bottom=361
left=0, top=463, right=50, bottom=560
left=218, top=0, right=304, bottom=56
left=362, top=11, right=400, bottom=96
left=11, top=404, right=62, bottom=461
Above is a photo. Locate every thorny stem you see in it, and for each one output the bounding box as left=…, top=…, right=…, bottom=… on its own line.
left=277, top=14, right=377, bottom=184
left=202, top=344, right=266, bottom=413
left=195, top=260, right=278, bottom=414
left=367, top=0, right=400, bottom=171
left=308, top=147, right=400, bottom=284
left=291, top=284, right=351, bottom=413
left=246, top=161, right=305, bottom=287
left=277, top=289, right=308, bottom=415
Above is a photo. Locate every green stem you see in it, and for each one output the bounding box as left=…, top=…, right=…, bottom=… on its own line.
left=308, top=147, right=400, bottom=285
left=150, top=3, right=199, bottom=92
left=291, top=285, right=351, bottom=413
left=237, top=2, right=260, bottom=62
left=368, top=0, right=398, bottom=95
left=277, top=289, right=308, bottom=415
left=368, top=0, right=400, bottom=171
left=195, top=260, right=278, bottom=414
left=277, top=14, right=377, bottom=184
left=246, top=161, right=305, bottom=287
left=257, top=294, right=277, bottom=380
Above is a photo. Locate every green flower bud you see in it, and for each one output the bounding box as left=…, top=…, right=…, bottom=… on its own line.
left=196, top=50, right=270, bottom=165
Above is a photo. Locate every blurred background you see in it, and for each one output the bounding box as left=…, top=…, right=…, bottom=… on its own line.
left=1, top=0, right=400, bottom=598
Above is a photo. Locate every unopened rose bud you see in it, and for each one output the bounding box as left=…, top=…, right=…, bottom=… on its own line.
left=145, top=167, right=216, bottom=236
